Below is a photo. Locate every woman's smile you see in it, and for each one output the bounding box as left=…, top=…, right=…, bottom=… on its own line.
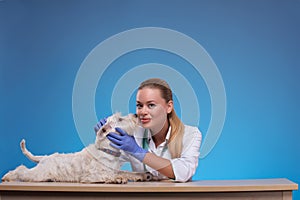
left=140, top=117, right=151, bottom=124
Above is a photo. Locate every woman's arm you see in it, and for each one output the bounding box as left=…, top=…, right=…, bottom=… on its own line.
left=107, top=126, right=201, bottom=182
left=169, top=126, right=201, bottom=182
left=142, top=126, right=202, bottom=181
left=143, top=152, right=175, bottom=179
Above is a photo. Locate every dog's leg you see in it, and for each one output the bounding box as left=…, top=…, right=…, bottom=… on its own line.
left=20, top=139, right=44, bottom=163
left=2, top=165, right=32, bottom=182
left=80, top=171, right=129, bottom=184
left=117, top=171, right=153, bottom=182
left=2, top=164, right=58, bottom=182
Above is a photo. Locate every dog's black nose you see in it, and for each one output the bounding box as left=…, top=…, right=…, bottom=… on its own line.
left=134, top=113, right=138, bottom=118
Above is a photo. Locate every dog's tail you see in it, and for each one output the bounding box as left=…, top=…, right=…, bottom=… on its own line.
left=20, top=139, right=44, bottom=163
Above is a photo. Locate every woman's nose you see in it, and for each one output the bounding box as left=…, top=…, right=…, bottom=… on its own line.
left=138, top=106, right=148, bottom=115
left=143, top=106, right=150, bottom=114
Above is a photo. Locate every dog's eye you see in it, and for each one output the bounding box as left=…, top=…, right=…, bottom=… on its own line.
left=102, top=128, right=106, bottom=132
left=118, top=118, right=123, bottom=122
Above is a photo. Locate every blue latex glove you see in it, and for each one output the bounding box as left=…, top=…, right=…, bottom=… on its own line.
left=94, top=118, right=107, bottom=133
left=107, top=127, right=148, bottom=162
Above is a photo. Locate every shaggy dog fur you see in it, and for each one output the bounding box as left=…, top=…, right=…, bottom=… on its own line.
left=2, top=113, right=152, bottom=183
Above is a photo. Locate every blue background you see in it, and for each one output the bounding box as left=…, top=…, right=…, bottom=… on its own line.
left=1, top=0, right=299, bottom=198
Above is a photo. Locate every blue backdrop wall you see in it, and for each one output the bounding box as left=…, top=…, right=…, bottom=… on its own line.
left=1, top=0, right=299, bottom=198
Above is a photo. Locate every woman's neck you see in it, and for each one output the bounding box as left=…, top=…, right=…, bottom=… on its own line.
left=151, top=120, right=169, bottom=148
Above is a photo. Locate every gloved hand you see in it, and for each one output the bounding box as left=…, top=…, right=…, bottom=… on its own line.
left=94, top=118, right=107, bottom=133
left=107, top=127, right=148, bottom=162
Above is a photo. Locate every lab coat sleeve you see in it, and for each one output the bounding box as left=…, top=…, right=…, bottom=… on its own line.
left=170, top=126, right=202, bottom=182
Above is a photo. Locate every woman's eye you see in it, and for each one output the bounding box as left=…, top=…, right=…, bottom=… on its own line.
left=148, top=104, right=156, bottom=109
left=136, top=104, right=142, bottom=109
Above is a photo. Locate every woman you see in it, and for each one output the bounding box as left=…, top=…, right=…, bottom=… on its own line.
left=95, top=78, right=202, bottom=182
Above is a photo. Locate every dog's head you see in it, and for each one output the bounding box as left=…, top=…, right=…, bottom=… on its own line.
left=95, top=113, right=139, bottom=148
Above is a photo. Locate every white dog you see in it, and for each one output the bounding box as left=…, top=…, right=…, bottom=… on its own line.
left=2, top=113, right=152, bottom=183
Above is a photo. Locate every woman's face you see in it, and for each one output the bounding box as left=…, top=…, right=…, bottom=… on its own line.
left=136, top=87, right=173, bottom=134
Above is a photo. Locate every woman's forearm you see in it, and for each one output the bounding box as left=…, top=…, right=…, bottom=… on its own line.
left=142, top=152, right=175, bottom=179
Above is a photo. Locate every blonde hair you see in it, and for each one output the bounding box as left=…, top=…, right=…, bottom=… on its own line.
left=138, top=78, right=185, bottom=158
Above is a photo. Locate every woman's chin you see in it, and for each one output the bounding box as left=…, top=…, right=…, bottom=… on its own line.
left=141, top=122, right=151, bottom=129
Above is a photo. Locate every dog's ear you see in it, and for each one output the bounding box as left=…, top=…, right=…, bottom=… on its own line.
left=114, top=112, right=122, bottom=118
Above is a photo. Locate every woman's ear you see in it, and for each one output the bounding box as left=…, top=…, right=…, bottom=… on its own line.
left=167, top=100, right=173, bottom=114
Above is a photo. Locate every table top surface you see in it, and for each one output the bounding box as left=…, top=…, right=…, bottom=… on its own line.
left=0, top=178, right=298, bottom=193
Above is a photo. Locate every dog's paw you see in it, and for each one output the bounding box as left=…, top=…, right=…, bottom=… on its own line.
left=1, top=174, right=9, bottom=182
left=114, top=176, right=128, bottom=184
left=1, top=171, right=15, bottom=182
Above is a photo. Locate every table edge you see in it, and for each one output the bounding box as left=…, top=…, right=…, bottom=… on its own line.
left=0, top=178, right=298, bottom=193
